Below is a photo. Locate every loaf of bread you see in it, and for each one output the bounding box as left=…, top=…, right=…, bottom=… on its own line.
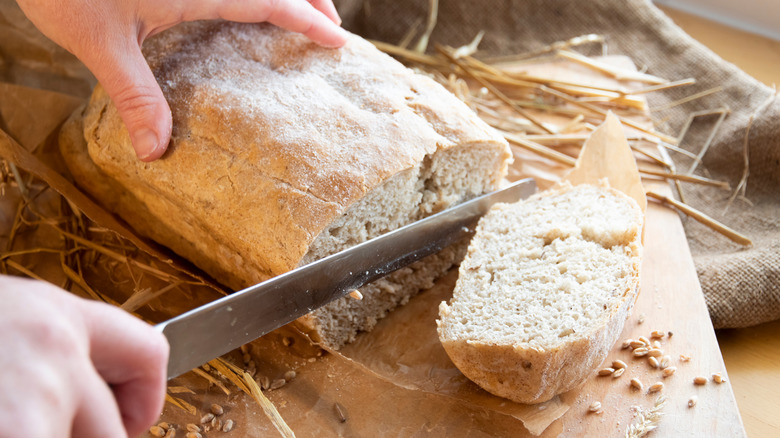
left=59, top=21, right=511, bottom=347
left=437, top=182, right=643, bottom=403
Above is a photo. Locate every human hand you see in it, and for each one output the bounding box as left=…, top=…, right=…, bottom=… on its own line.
left=0, top=275, right=169, bottom=438
left=15, top=0, right=348, bottom=161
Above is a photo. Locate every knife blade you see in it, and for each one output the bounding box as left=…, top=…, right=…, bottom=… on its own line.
left=156, top=178, right=536, bottom=378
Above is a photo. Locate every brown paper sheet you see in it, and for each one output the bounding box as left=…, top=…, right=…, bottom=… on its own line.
left=565, top=111, right=647, bottom=210
left=0, top=83, right=82, bottom=151
left=0, top=18, right=647, bottom=436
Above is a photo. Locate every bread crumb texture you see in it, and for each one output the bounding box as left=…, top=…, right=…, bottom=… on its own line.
left=438, top=183, right=643, bottom=403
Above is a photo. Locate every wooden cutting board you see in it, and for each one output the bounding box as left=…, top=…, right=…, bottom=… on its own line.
left=533, top=179, right=746, bottom=437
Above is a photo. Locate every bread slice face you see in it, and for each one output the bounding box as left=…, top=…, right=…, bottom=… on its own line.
left=60, top=21, right=511, bottom=347
left=437, top=182, right=643, bottom=404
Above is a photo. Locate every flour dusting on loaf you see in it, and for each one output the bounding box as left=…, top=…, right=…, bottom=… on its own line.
left=60, top=21, right=511, bottom=347
left=437, top=182, right=643, bottom=403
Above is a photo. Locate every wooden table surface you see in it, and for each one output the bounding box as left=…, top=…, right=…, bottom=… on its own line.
left=657, top=6, right=780, bottom=437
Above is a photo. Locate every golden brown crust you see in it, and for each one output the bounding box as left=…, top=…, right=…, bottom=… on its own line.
left=439, top=284, right=638, bottom=404
left=71, top=22, right=509, bottom=291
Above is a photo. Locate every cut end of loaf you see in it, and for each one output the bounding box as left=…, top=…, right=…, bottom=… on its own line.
left=437, top=182, right=643, bottom=403
left=299, top=142, right=507, bottom=348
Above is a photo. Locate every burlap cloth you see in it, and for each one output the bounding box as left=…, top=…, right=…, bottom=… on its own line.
left=2, top=0, right=778, bottom=328
left=334, top=0, right=780, bottom=329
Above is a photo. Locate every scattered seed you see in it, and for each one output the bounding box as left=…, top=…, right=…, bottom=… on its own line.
left=630, top=340, right=646, bottom=349
left=334, top=402, right=348, bottom=423
left=659, top=355, right=671, bottom=369
left=639, top=336, right=651, bottom=345
left=652, top=340, right=662, bottom=349
left=242, top=353, right=251, bottom=364
left=667, top=331, right=674, bottom=338
left=164, top=430, right=176, bottom=438
left=150, top=426, right=166, bottom=437
left=598, top=367, right=615, bottom=376
left=648, top=382, right=664, bottom=393
left=185, top=433, right=202, bottom=438
left=633, top=347, right=649, bottom=357
left=663, top=366, right=677, bottom=377
left=630, top=378, right=643, bottom=391
left=284, top=370, right=297, bottom=381
left=648, top=357, right=659, bottom=368
left=211, top=403, right=224, bottom=416
left=589, top=401, right=602, bottom=412
left=259, top=375, right=271, bottom=390
left=688, top=396, right=698, bottom=408
left=185, top=424, right=201, bottom=433
left=612, top=367, right=625, bottom=378
left=270, top=378, right=286, bottom=390
left=202, top=364, right=211, bottom=372
left=211, top=417, right=221, bottom=430
left=622, top=339, right=633, bottom=349
left=240, top=344, right=251, bottom=354
left=612, top=360, right=627, bottom=369
left=647, top=348, right=663, bottom=358
left=694, top=376, right=708, bottom=385
left=638, top=313, right=646, bottom=324
left=157, top=423, right=171, bottom=430
left=282, top=337, right=293, bottom=347
left=348, top=289, right=363, bottom=300
left=248, top=367, right=257, bottom=377
left=680, top=354, right=692, bottom=362
left=650, top=330, right=665, bottom=339
left=712, top=372, right=724, bottom=383
left=222, top=419, right=235, bottom=432
left=200, top=413, right=215, bottom=424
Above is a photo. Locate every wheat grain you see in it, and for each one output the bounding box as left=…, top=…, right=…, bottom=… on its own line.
left=650, top=330, right=665, bottom=339
left=648, top=382, right=664, bottom=393
left=599, top=367, right=615, bottom=376
left=613, top=360, right=627, bottom=369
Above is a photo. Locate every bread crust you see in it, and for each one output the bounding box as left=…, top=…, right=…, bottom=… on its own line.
left=63, top=21, right=509, bottom=291
left=437, top=183, right=643, bottom=404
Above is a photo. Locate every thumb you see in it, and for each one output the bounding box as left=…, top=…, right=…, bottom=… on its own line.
left=84, top=39, right=172, bottom=162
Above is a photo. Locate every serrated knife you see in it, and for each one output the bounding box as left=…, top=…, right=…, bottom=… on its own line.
left=156, top=178, right=536, bottom=379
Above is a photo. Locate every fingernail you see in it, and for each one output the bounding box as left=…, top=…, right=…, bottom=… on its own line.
left=132, top=129, right=159, bottom=161
left=325, top=26, right=349, bottom=48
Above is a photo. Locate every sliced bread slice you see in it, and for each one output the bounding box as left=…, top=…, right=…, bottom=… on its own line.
left=437, top=182, right=643, bottom=404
